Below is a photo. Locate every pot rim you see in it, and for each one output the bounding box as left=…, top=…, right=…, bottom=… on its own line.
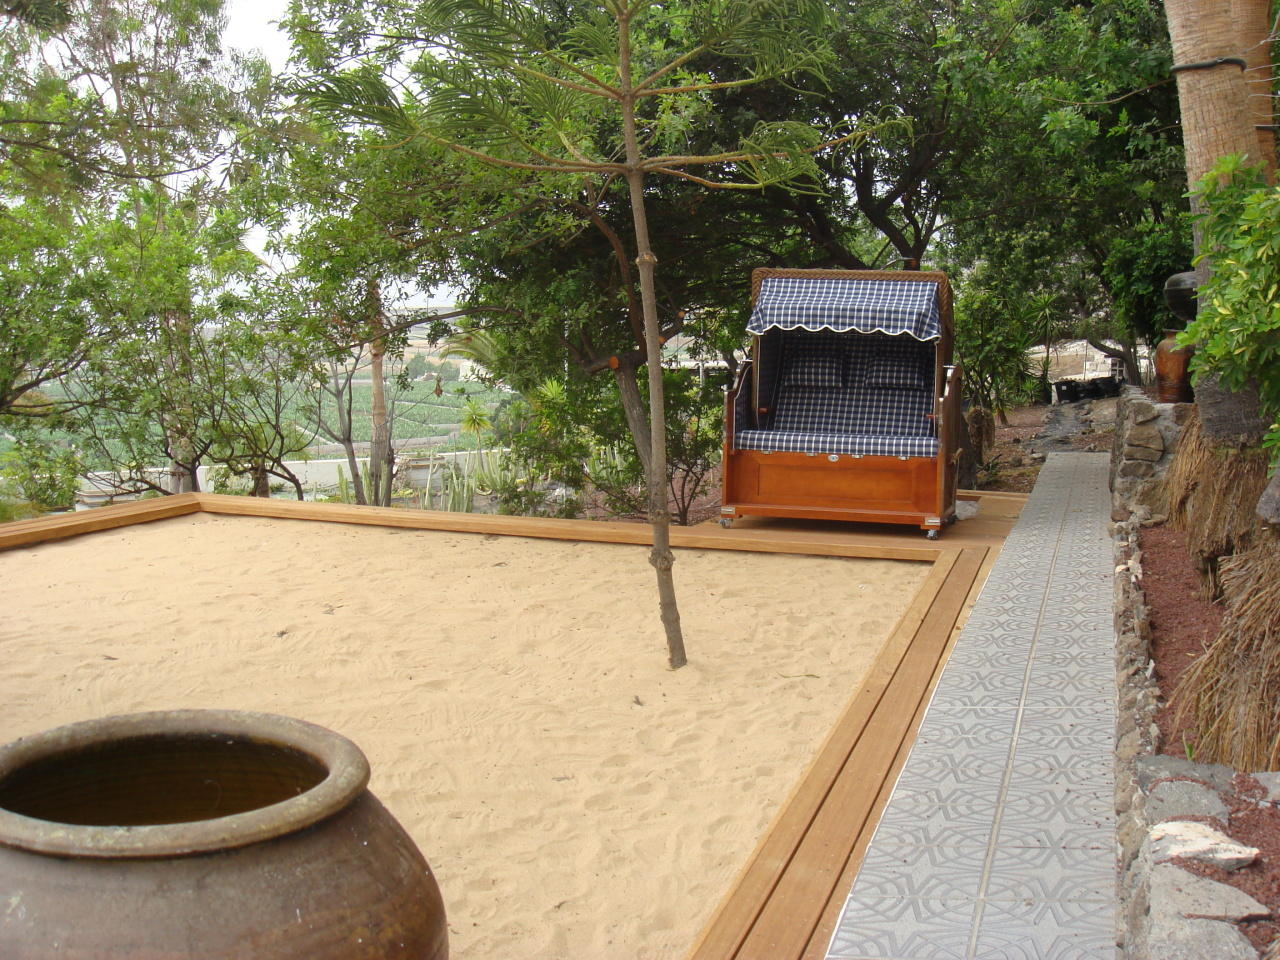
left=0, top=710, right=370, bottom=859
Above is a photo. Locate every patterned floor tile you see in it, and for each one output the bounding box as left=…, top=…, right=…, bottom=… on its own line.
left=982, top=844, right=1116, bottom=903
left=824, top=456, right=1117, bottom=959
left=871, top=801, right=1001, bottom=849
left=1008, top=750, right=1113, bottom=788
left=913, top=708, right=1021, bottom=748
left=996, top=788, right=1114, bottom=849
left=828, top=896, right=978, bottom=960
left=969, top=898, right=1115, bottom=959
left=853, top=844, right=990, bottom=901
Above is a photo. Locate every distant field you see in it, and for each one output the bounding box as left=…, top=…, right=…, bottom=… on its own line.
left=0, top=379, right=510, bottom=463
left=308, top=380, right=509, bottom=446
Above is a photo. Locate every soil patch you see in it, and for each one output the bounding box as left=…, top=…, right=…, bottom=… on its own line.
left=1139, top=524, right=1280, bottom=954
left=1139, top=525, right=1225, bottom=759
left=979, top=402, right=1114, bottom=492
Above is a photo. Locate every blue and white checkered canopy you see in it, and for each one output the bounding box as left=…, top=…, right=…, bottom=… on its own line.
left=748, top=277, right=941, bottom=341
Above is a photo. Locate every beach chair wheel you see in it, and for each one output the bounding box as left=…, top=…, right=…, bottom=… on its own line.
left=719, top=518, right=734, bottom=529
left=925, top=529, right=940, bottom=541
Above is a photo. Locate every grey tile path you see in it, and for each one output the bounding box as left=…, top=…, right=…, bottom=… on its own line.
left=826, top=453, right=1117, bottom=960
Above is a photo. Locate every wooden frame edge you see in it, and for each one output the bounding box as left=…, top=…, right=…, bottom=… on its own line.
left=684, top=545, right=989, bottom=960
left=0, top=494, right=203, bottom=552
left=2, top=493, right=944, bottom=564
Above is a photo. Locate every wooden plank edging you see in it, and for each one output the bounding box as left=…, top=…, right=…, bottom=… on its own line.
left=0, top=493, right=942, bottom=564
left=685, top=547, right=988, bottom=960
left=0, top=494, right=203, bottom=552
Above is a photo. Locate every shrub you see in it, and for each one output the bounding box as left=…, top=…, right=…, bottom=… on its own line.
left=1183, top=156, right=1280, bottom=457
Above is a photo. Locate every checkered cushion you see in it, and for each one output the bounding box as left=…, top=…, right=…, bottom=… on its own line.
left=782, top=331, right=847, bottom=388
left=773, top=387, right=856, bottom=433
left=736, top=429, right=939, bottom=458
left=865, top=354, right=927, bottom=390
left=748, top=277, right=941, bottom=339
left=735, top=331, right=938, bottom=459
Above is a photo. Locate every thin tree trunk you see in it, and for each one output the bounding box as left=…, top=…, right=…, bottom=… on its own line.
left=332, top=367, right=368, bottom=505
left=612, top=361, right=653, bottom=477
left=366, top=281, right=392, bottom=508
left=618, top=11, right=686, bottom=669
left=369, top=335, right=390, bottom=507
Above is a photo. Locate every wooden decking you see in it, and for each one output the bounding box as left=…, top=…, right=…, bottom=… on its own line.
left=684, top=542, right=994, bottom=960
left=0, top=489, right=1023, bottom=959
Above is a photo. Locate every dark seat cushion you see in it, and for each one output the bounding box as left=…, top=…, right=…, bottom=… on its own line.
left=735, top=429, right=939, bottom=458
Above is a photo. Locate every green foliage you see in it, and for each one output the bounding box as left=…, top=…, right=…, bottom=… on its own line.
left=1183, top=157, right=1280, bottom=456
left=403, top=354, right=430, bottom=381
left=494, top=368, right=720, bottom=524
left=0, top=432, right=80, bottom=509
left=955, top=285, right=1039, bottom=417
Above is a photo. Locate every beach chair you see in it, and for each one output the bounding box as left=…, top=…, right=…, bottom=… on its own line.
left=720, top=268, right=962, bottom=538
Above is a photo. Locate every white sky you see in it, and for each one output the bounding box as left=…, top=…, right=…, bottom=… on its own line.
left=221, top=0, right=459, bottom=310
left=223, top=0, right=292, bottom=72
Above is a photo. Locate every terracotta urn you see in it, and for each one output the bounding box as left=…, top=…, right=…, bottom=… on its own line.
left=0, top=710, right=448, bottom=959
left=1158, top=271, right=1197, bottom=403
left=1154, top=330, right=1195, bottom=403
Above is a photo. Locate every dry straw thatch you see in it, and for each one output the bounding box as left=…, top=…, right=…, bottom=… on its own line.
left=1163, top=407, right=1280, bottom=769
left=1162, top=411, right=1271, bottom=595
left=1174, top=528, right=1280, bottom=771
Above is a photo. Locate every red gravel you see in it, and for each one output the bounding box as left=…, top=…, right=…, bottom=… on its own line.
left=1139, top=525, right=1225, bottom=758
left=1140, top=525, right=1280, bottom=953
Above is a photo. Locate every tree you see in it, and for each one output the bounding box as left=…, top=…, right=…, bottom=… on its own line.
left=0, top=200, right=120, bottom=421
left=298, top=0, right=862, bottom=667
left=1163, top=0, right=1278, bottom=521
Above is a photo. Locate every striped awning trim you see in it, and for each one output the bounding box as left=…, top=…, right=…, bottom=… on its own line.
left=748, top=277, right=941, bottom=340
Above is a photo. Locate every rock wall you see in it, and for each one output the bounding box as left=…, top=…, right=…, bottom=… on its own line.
left=1112, top=413, right=1275, bottom=957
left=1110, top=387, right=1195, bottom=522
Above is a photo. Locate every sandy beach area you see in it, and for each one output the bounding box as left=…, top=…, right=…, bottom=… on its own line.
left=0, top=513, right=927, bottom=958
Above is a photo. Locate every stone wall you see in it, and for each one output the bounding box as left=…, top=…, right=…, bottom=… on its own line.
left=1110, top=387, right=1194, bottom=522
left=1111, top=398, right=1271, bottom=958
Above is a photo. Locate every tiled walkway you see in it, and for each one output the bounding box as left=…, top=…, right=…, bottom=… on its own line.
left=825, top=453, right=1117, bottom=960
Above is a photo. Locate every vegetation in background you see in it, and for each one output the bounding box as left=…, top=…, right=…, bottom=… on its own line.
left=1182, top=157, right=1280, bottom=458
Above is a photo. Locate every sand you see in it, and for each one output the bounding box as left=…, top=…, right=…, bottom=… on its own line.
left=0, top=513, right=927, bottom=958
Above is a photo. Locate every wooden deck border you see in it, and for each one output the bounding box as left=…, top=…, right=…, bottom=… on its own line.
left=686, top=545, right=989, bottom=960
left=1, top=493, right=1006, bottom=960
left=0, top=493, right=943, bottom=563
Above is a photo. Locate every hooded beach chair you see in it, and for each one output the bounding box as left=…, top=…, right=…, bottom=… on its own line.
left=720, top=268, right=962, bottom=538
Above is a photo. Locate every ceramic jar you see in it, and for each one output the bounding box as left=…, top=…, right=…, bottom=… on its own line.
left=0, top=710, right=448, bottom=959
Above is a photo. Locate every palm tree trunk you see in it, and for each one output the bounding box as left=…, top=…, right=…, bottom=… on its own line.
left=1165, top=0, right=1259, bottom=211
left=1165, top=0, right=1278, bottom=516
left=618, top=10, right=686, bottom=669
left=1232, top=0, right=1275, bottom=180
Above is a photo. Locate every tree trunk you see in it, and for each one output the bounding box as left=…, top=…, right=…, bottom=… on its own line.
left=1232, top=0, right=1275, bottom=180
left=250, top=463, right=270, bottom=497
left=1165, top=0, right=1258, bottom=204
left=366, top=281, right=393, bottom=508
left=618, top=12, right=686, bottom=669
left=612, top=361, right=652, bottom=477
left=1165, top=0, right=1271, bottom=445
left=368, top=336, right=390, bottom=507
left=332, top=364, right=368, bottom=505
left=1085, top=337, right=1143, bottom=387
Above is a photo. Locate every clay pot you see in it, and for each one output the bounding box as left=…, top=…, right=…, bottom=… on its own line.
left=1162, top=270, right=1198, bottom=324
left=0, top=710, right=448, bottom=959
left=1154, top=329, right=1195, bottom=403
